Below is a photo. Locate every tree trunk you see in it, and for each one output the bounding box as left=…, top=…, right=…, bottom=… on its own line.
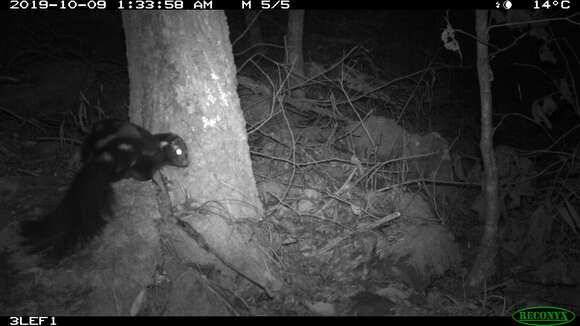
left=468, top=10, right=501, bottom=287
left=286, top=10, right=305, bottom=98
left=123, top=11, right=280, bottom=303
left=123, top=11, right=263, bottom=218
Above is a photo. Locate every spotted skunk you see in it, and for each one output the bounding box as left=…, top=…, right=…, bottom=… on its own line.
left=20, top=119, right=189, bottom=260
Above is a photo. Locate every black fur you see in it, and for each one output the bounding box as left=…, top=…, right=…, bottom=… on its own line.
left=20, top=119, right=189, bottom=260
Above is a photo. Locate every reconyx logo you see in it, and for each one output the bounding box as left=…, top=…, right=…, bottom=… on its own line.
left=512, top=306, right=576, bottom=326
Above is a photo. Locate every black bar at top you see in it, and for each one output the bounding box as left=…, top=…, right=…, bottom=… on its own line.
left=2, top=0, right=536, bottom=10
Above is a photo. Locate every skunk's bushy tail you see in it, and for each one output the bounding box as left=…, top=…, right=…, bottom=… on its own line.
left=20, top=161, right=115, bottom=259
left=20, top=119, right=190, bottom=261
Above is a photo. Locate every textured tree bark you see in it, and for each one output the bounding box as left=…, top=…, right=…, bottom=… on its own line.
left=122, top=11, right=280, bottom=302
left=123, top=11, right=263, bottom=218
left=468, top=10, right=501, bottom=287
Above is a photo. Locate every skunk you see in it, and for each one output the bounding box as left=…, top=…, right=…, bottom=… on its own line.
left=20, top=119, right=189, bottom=260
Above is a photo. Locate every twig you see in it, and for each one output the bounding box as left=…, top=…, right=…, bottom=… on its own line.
left=231, top=10, right=263, bottom=47
left=489, top=12, right=580, bottom=31
left=317, top=212, right=401, bottom=255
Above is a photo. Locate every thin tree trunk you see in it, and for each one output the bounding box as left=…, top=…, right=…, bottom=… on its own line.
left=468, top=10, right=501, bottom=287
left=287, top=10, right=305, bottom=98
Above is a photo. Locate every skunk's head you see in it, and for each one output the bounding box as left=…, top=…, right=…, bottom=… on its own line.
left=157, top=133, right=189, bottom=167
